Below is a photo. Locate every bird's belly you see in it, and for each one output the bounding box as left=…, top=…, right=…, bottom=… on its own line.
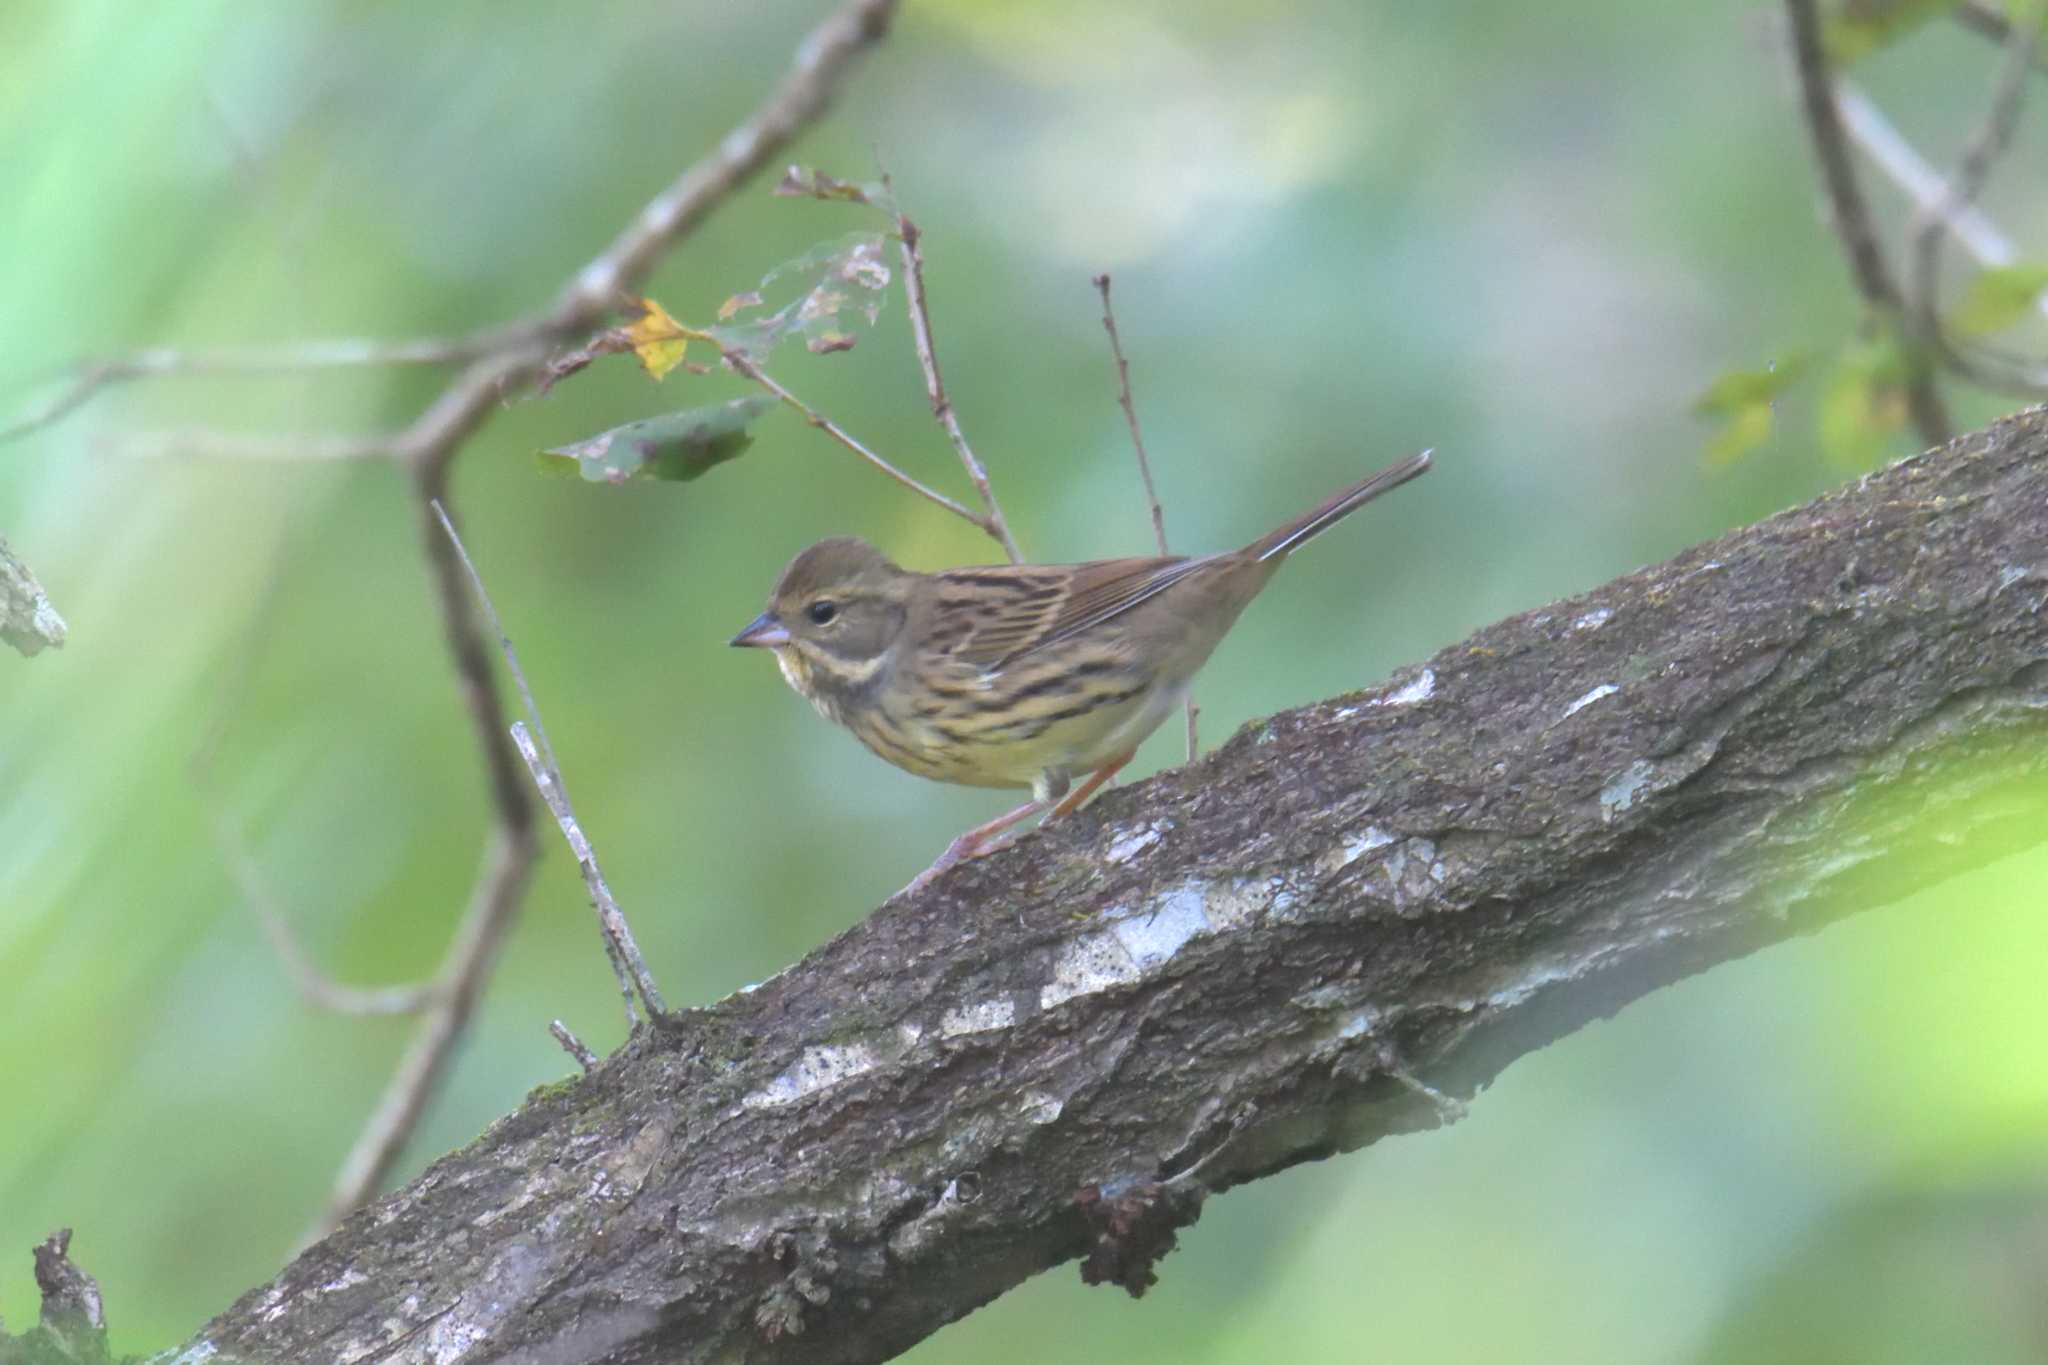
left=964, top=673, right=1178, bottom=788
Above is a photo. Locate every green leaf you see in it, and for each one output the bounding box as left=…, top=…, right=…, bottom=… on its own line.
left=538, top=396, right=777, bottom=485
left=1816, top=337, right=1909, bottom=471
left=1693, top=353, right=1811, bottom=417
left=1702, top=401, right=1776, bottom=467
left=1823, top=0, right=1952, bottom=64
left=1947, top=263, right=2048, bottom=337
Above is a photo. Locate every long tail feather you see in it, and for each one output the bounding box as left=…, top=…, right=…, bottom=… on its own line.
left=1249, top=449, right=1433, bottom=562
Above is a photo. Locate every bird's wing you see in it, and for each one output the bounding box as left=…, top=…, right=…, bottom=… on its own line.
left=934, top=555, right=1222, bottom=670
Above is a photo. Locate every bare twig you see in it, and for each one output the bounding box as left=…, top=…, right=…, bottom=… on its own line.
left=723, top=350, right=990, bottom=529
left=318, top=826, right=534, bottom=1238
left=185, top=515, right=434, bottom=1015
left=431, top=498, right=667, bottom=1023
left=1907, top=1, right=2048, bottom=397
left=511, top=721, right=667, bottom=1023
left=1955, top=0, right=2048, bottom=70
left=1833, top=84, right=2029, bottom=276
left=213, top=808, right=437, bottom=1016
left=1782, top=0, right=1952, bottom=448
left=0, top=331, right=532, bottom=446
left=550, top=1020, right=599, bottom=1072
left=892, top=206, right=1024, bottom=562
left=0, top=532, right=66, bottom=656
left=1092, top=273, right=1197, bottom=760
left=109, top=429, right=398, bottom=462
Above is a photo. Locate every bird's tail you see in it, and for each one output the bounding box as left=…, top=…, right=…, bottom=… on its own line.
left=1248, top=449, right=1434, bottom=563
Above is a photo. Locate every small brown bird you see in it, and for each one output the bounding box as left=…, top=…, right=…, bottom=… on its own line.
left=732, top=450, right=1432, bottom=885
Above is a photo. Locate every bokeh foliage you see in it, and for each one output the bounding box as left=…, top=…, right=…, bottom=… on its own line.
left=2, top=1, right=2044, bottom=1359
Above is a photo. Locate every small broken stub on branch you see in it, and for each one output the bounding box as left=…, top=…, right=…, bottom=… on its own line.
left=1074, top=1180, right=1205, bottom=1298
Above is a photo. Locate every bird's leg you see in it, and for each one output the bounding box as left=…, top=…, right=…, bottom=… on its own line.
left=893, top=798, right=1046, bottom=899
left=892, top=753, right=1133, bottom=899
left=1044, top=748, right=1136, bottom=821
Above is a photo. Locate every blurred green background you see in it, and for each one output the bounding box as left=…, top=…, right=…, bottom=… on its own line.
left=4, top=1, right=2046, bottom=1360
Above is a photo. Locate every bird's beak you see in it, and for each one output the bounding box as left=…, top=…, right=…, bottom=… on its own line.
left=729, top=611, right=791, bottom=648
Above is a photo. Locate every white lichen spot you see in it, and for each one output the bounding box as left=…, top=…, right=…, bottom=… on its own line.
left=1333, top=705, right=1361, bottom=720
left=1319, top=825, right=1398, bottom=876
left=1105, top=825, right=1162, bottom=863
left=1339, top=1009, right=1378, bottom=1039
left=1572, top=607, right=1613, bottom=632
left=1108, top=882, right=1210, bottom=967
left=1040, top=931, right=1142, bottom=1010
left=318, top=1266, right=369, bottom=1296
left=1201, top=875, right=1287, bottom=929
left=1997, top=565, right=2032, bottom=592
left=939, top=997, right=1016, bottom=1037
left=159, top=1341, right=218, bottom=1365
left=742, top=1041, right=881, bottom=1110
left=1562, top=683, right=1619, bottom=718
left=1369, top=667, right=1436, bottom=707
left=1018, top=1090, right=1064, bottom=1125
left=1599, top=760, right=1656, bottom=820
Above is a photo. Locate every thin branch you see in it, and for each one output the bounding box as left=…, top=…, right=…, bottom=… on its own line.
left=1782, top=0, right=1952, bottom=448
left=431, top=498, right=667, bottom=1023
left=108, top=429, right=398, bottom=462
left=1907, top=1, right=2048, bottom=397
left=210, top=808, right=438, bottom=1016
left=0, top=531, right=66, bottom=656
left=317, top=826, right=534, bottom=1238
left=892, top=208, right=1024, bottom=562
left=1833, top=83, right=2026, bottom=274
left=0, top=331, right=531, bottom=446
left=1092, top=273, right=1197, bottom=760
left=550, top=1020, right=599, bottom=1072
left=1954, top=0, right=2048, bottom=70
left=724, top=350, right=990, bottom=529
left=185, top=516, right=432, bottom=1015
left=552, top=0, right=900, bottom=323
left=512, top=721, right=666, bottom=1023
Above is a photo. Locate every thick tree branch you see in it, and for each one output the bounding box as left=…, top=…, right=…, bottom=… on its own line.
left=178, top=407, right=2048, bottom=1363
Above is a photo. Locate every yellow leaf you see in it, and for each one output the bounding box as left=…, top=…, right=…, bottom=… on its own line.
left=625, top=296, right=692, bottom=381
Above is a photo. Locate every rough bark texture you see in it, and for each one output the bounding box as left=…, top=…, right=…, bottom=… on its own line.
left=176, top=410, right=2048, bottom=1364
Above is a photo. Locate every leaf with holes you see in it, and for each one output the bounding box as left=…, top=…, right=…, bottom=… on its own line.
left=708, top=234, right=891, bottom=364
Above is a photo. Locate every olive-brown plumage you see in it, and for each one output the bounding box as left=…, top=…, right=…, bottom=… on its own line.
left=732, top=450, right=1432, bottom=880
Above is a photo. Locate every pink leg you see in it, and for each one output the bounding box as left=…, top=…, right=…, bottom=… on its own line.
left=894, top=797, right=1044, bottom=899
left=1045, top=749, right=1136, bottom=821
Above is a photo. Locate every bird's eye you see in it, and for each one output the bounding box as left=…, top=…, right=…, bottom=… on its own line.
left=805, top=599, right=840, bottom=626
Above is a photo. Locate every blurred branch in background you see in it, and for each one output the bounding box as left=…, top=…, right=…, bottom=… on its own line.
left=1093, top=272, right=1198, bottom=761
left=167, top=407, right=2048, bottom=1365
left=0, top=532, right=67, bottom=657
left=1906, top=0, right=2048, bottom=396
left=1781, top=0, right=1952, bottom=448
